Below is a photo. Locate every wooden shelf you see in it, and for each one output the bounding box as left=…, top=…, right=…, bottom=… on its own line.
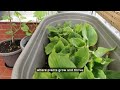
left=96, top=11, right=120, bottom=31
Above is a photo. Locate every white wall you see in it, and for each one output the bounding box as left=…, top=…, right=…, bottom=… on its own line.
left=0, top=11, right=57, bottom=22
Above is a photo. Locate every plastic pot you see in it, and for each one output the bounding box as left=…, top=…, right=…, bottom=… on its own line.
left=0, top=39, right=22, bottom=68
left=20, top=36, right=31, bottom=50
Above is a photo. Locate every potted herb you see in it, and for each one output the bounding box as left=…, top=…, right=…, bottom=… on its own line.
left=20, top=11, right=47, bottom=50
left=0, top=11, right=24, bottom=68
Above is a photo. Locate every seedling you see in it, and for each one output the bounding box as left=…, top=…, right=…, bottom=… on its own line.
left=2, top=11, right=26, bottom=43
left=20, top=11, right=47, bottom=36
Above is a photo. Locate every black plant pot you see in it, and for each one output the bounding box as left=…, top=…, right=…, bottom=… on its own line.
left=0, top=39, right=22, bottom=68
left=20, top=36, right=31, bottom=50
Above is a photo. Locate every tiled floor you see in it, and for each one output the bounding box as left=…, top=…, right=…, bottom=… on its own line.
left=0, top=57, right=12, bottom=79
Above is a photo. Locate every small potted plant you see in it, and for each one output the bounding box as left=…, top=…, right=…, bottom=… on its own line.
left=0, top=11, right=25, bottom=68
left=20, top=11, right=47, bottom=50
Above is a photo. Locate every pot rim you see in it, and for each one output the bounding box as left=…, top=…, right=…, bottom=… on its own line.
left=20, top=36, right=31, bottom=50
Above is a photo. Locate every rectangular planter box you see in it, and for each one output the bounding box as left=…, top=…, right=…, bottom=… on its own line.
left=11, top=12, right=120, bottom=79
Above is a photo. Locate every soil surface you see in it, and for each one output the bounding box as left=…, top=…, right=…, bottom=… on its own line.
left=0, top=40, right=21, bottom=53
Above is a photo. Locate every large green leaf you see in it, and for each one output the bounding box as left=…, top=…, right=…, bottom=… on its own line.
left=94, top=47, right=115, bottom=57
left=74, top=46, right=89, bottom=68
left=69, top=38, right=85, bottom=48
left=26, top=32, right=32, bottom=36
left=60, top=37, right=69, bottom=46
left=82, top=23, right=98, bottom=47
left=93, top=62, right=104, bottom=70
left=63, top=21, right=72, bottom=28
left=93, top=69, right=106, bottom=79
left=87, top=60, right=94, bottom=71
left=49, top=50, right=76, bottom=68
left=88, top=52, right=110, bottom=71
left=60, top=45, right=70, bottom=54
left=102, top=57, right=114, bottom=70
left=14, top=11, right=22, bottom=17
left=47, top=26, right=59, bottom=37
left=93, top=56, right=103, bottom=63
left=45, top=42, right=56, bottom=55
left=74, top=24, right=82, bottom=33
left=33, top=71, right=53, bottom=79
left=14, top=11, right=26, bottom=19
left=54, top=40, right=65, bottom=53
left=104, top=70, right=120, bottom=79
left=63, top=26, right=73, bottom=34
left=92, top=56, right=113, bottom=71
left=47, top=26, right=58, bottom=33
left=33, top=11, right=47, bottom=20
left=58, top=26, right=73, bottom=39
left=2, top=15, right=12, bottom=20
left=70, top=46, right=76, bottom=56
left=77, top=66, right=94, bottom=79
left=21, top=23, right=29, bottom=31
left=5, top=30, right=13, bottom=35
left=48, top=50, right=79, bottom=79
left=82, top=24, right=88, bottom=40
left=68, top=32, right=82, bottom=39
left=86, top=23, right=98, bottom=46
left=48, top=36, right=59, bottom=42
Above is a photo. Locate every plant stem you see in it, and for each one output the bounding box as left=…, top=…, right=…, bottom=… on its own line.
left=17, top=13, right=22, bottom=33
left=8, top=11, right=14, bottom=43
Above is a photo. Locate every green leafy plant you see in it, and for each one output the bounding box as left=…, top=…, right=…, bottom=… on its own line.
left=33, top=11, right=47, bottom=21
left=33, top=21, right=119, bottom=79
left=2, top=11, right=24, bottom=43
left=20, top=11, right=47, bottom=36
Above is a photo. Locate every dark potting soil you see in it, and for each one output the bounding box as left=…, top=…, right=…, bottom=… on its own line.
left=0, top=40, right=21, bottom=53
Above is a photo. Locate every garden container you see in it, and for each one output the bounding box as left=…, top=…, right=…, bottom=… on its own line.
left=0, top=39, right=22, bottom=68
left=11, top=12, right=120, bottom=79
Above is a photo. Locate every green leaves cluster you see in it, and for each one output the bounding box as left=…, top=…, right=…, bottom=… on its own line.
left=2, top=11, right=24, bottom=42
left=2, top=11, right=47, bottom=38
left=33, top=21, right=119, bottom=79
left=33, top=11, right=47, bottom=20
left=21, top=11, right=47, bottom=36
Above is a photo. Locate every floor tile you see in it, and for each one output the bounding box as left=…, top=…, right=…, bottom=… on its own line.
left=2, top=68, right=12, bottom=77
left=0, top=67, right=6, bottom=75
left=0, top=76, right=11, bottom=79
left=0, top=58, right=13, bottom=79
left=0, top=60, right=5, bottom=67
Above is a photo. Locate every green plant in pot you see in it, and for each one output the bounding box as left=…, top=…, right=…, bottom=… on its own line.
left=20, top=11, right=47, bottom=50
left=0, top=11, right=25, bottom=68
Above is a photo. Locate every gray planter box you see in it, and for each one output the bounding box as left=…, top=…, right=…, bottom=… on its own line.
left=11, top=12, right=120, bottom=79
